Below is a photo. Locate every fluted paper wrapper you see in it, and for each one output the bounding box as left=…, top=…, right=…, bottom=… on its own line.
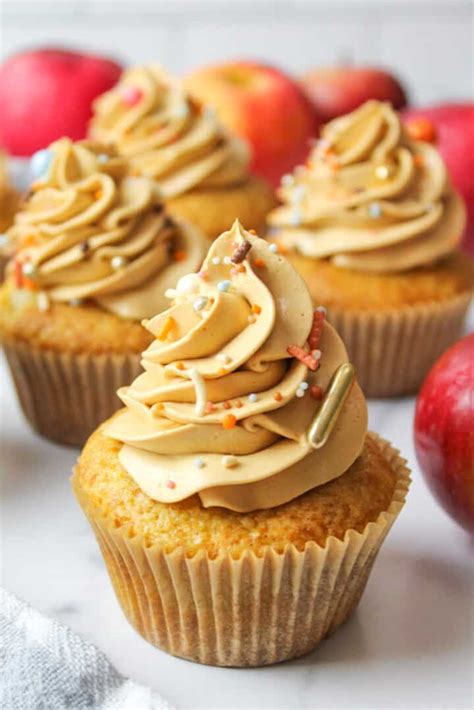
left=327, top=293, right=471, bottom=398
left=73, top=434, right=410, bottom=667
left=3, top=341, right=141, bottom=446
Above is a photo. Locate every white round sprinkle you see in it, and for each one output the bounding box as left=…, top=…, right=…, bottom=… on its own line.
left=176, top=273, right=201, bottom=294
left=217, top=280, right=231, bottom=292
left=36, top=292, right=50, bottom=312
left=222, top=455, right=239, bottom=469
left=97, top=153, right=109, bottom=164
left=300, top=381, right=309, bottom=391
left=296, top=388, right=305, bottom=398
left=22, top=262, right=37, bottom=277
left=281, top=174, right=294, bottom=188
left=174, top=102, right=189, bottom=119
left=316, top=306, right=327, bottom=315
left=248, top=393, right=258, bottom=403
left=290, top=210, right=302, bottom=227
left=194, top=457, right=205, bottom=469
left=313, top=349, right=322, bottom=359
left=193, top=296, right=209, bottom=312
left=268, top=243, right=278, bottom=253
left=165, top=288, right=177, bottom=299
left=212, top=257, right=221, bottom=265
left=217, top=353, right=231, bottom=364
left=375, top=165, right=390, bottom=180
left=223, top=256, right=232, bottom=265
left=111, top=255, right=128, bottom=271
left=368, top=202, right=382, bottom=219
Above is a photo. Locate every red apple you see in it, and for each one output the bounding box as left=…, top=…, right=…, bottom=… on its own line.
left=414, top=333, right=474, bottom=533
left=0, top=48, right=123, bottom=157
left=184, top=61, right=320, bottom=186
left=300, top=66, right=407, bottom=123
left=403, top=104, right=474, bottom=257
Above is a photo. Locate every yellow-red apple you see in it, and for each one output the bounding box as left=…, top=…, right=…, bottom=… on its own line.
left=185, top=61, right=320, bottom=186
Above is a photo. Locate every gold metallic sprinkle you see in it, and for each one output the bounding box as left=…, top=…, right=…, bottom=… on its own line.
left=307, top=363, right=355, bottom=449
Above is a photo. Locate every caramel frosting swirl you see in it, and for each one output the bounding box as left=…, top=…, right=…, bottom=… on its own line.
left=268, top=100, right=466, bottom=273
left=7, top=138, right=207, bottom=319
left=89, top=65, right=250, bottom=199
left=106, top=221, right=367, bottom=512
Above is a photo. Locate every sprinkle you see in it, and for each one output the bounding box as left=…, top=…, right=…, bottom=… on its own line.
left=121, top=85, right=143, bottom=106
left=176, top=362, right=185, bottom=370
left=111, top=255, right=128, bottom=270
left=212, top=256, right=221, bottom=265
left=22, top=262, right=37, bottom=278
left=234, top=399, right=243, bottom=408
left=189, top=368, right=207, bottom=417
left=222, top=455, right=239, bottom=469
left=223, top=401, right=232, bottom=410
left=94, top=190, right=103, bottom=201
left=368, top=202, right=382, bottom=219
left=248, top=229, right=257, bottom=235
left=223, top=256, right=232, bottom=265
left=310, top=385, right=324, bottom=400
left=97, top=153, right=109, bottom=164
left=217, top=280, right=231, bottom=292
left=296, top=388, right=305, bottom=398
left=405, top=117, right=437, bottom=144
left=231, top=239, right=252, bottom=264
left=36, top=291, right=49, bottom=312
left=300, top=381, right=309, bottom=391
left=193, top=296, right=209, bottom=312
left=248, top=393, right=258, bottom=403
left=309, top=309, right=326, bottom=350
left=281, top=174, right=295, bottom=188
left=164, top=288, right=176, bottom=299
left=14, top=259, right=23, bottom=288
left=375, top=165, right=390, bottom=180
left=268, top=242, right=278, bottom=253
left=206, top=401, right=216, bottom=413
left=0, top=233, right=8, bottom=248
left=176, top=273, right=200, bottom=294
left=30, top=149, right=53, bottom=179
left=312, top=349, right=322, bottom=359
left=248, top=315, right=256, bottom=324
left=222, top=414, right=237, bottom=430
left=173, top=250, right=186, bottom=262
left=166, top=479, right=177, bottom=489
left=217, top=368, right=227, bottom=376
left=69, top=297, right=83, bottom=307
left=273, top=391, right=283, bottom=402
left=287, top=345, right=320, bottom=371
left=253, top=258, right=265, bottom=268
left=194, top=458, right=205, bottom=469
left=217, top=353, right=231, bottom=364
left=174, top=101, right=189, bottom=119
left=157, top=316, right=176, bottom=341
left=316, top=305, right=327, bottom=315
left=252, top=304, right=261, bottom=314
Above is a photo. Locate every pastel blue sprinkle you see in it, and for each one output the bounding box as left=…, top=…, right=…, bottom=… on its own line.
left=193, top=296, right=209, bottom=312
left=368, top=202, right=382, bottom=219
left=194, top=457, right=205, bottom=469
left=30, top=149, right=53, bottom=179
left=248, top=393, right=258, bottom=403
left=217, top=280, right=231, bottom=292
left=97, top=153, right=109, bottom=164
left=268, top=243, right=278, bottom=253
left=300, top=381, right=309, bottom=390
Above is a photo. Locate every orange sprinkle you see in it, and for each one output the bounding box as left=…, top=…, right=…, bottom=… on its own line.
left=276, top=241, right=288, bottom=254
left=176, top=362, right=185, bottom=370
left=253, top=258, right=265, bottom=268
left=405, top=117, right=437, bottom=144
left=173, top=250, right=186, bottom=262
left=23, top=278, right=38, bottom=292
left=218, top=368, right=227, bottom=376
left=22, top=235, right=37, bottom=248
left=273, top=391, right=283, bottom=402
left=248, top=229, right=257, bottom=235
left=222, top=414, right=237, bottom=430
left=94, top=190, right=103, bottom=200
left=252, top=304, right=262, bottom=314
left=223, top=401, right=232, bottom=410
left=310, top=385, right=324, bottom=400
left=414, top=154, right=424, bottom=168
left=157, top=316, right=175, bottom=341
left=234, top=399, right=243, bottom=408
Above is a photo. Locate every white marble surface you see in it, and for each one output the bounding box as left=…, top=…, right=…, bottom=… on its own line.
left=1, top=349, right=473, bottom=710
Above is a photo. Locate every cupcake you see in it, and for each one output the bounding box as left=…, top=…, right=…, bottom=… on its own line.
left=0, top=138, right=207, bottom=446
left=268, top=100, right=473, bottom=397
left=0, top=150, right=20, bottom=277
left=73, top=221, right=410, bottom=667
left=88, top=65, right=277, bottom=239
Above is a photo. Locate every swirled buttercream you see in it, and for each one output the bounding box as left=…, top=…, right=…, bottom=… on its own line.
left=7, top=138, right=207, bottom=319
left=89, top=64, right=250, bottom=199
left=105, top=221, right=367, bottom=512
left=268, top=100, right=466, bottom=272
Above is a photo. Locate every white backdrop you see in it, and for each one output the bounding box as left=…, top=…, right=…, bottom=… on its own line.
left=1, top=0, right=473, bottom=106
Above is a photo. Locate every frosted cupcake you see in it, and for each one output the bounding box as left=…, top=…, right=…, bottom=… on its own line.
left=0, top=150, right=20, bottom=277
left=89, top=65, right=276, bottom=239
left=73, top=221, right=410, bottom=666
left=268, top=100, right=473, bottom=397
left=0, top=138, right=207, bottom=445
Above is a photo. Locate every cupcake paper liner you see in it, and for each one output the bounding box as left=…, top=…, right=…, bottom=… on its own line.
left=73, top=433, right=410, bottom=667
left=3, top=340, right=142, bottom=446
left=326, top=293, right=472, bottom=398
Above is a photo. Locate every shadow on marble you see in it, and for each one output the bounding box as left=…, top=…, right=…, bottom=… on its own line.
left=295, top=548, right=472, bottom=667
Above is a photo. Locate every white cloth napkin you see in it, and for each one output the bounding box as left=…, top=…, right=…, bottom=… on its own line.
left=0, top=588, right=173, bottom=710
